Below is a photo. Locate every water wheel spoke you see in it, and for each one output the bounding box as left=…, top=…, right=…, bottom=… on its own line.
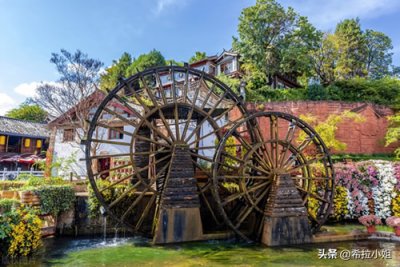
left=286, top=155, right=327, bottom=173
left=109, top=186, right=137, bottom=209
left=295, top=186, right=330, bottom=203
left=234, top=187, right=269, bottom=228
left=184, top=91, right=228, bottom=143
left=221, top=181, right=269, bottom=206
left=269, top=115, right=279, bottom=167
left=134, top=134, right=171, bottom=148
left=278, top=122, right=296, bottom=167
left=154, top=69, right=168, bottom=105
left=93, top=162, right=132, bottom=178
left=134, top=193, right=157, bottom=232
left=103, top=107, right=138, bottom=128
left=96, top=122, right=134, bottom=137
left=223, top=175, right=272, bottom=180
left=89, top=153, right=131, bottom=160
left=121, top=186, right=151, bottom=222
left=200, top=81, right=217, bottom=109
left=114, top=94, right=173, bottom=145
left=100, top=176, right=140, bottom=194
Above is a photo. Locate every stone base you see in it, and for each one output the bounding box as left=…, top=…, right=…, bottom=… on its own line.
left=153, top=207, right=203, bottom=244
left=261, top=216, right=312, bottom=246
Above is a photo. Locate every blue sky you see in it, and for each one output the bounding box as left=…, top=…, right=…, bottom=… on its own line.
left=1, top=0, right=399, bottom=115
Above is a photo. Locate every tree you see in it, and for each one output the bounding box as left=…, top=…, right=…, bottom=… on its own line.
left=334, top=18, right=367, bottom=79
left=189, top=51, right=207, bottom=63
left=5, top=103, right=47, bottom=122
left=311, top=33, right=339, bottom=85
left=233, top=0, right=321, bottom=87
left=364, top=29, right=393, bottom=79
left=33, top=49, right=104, bottom=119
left=385, top=113, right=400, bottom=159
left=100, top=52, right=133, bottom=91
left=125, top=49, right=166, bottom=76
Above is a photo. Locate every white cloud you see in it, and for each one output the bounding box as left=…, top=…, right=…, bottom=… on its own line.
left=0, top=93, right=16, bottom=115
left=153, top=0, right=190, bottom=16
left=13, top=81, right=41, bottom=98
left=13, top=81, right=58, bottom=98
left=286, top=0, right=400, bottom=30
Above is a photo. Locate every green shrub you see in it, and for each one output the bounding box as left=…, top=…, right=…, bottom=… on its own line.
left=23, top=176, right=68, bottom=189
left=0, top=199, right=20, bottom=213
left=0, top=181, right=26, bottom=191
left=34, top=185, right=75, bottom=217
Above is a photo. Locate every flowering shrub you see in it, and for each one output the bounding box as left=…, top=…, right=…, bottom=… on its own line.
left=386, top=216, right=400, bottom=227
left=332, top=186, right=349, bottom=221
left=0, top=206, right=42, bottom=259
left=358, top=214, right=382, bottom=227
left=372, top=160, right=397, bottom=218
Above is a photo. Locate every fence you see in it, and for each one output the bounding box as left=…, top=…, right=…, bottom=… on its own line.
left=0, top=167, right=44, bottom=180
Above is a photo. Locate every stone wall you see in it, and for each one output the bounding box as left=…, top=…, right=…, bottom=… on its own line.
left=239, top=101, right=397, bottom=154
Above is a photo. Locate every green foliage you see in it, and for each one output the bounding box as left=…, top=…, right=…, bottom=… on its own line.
left=87, top=180, right=134, bottom=219
left=216, top=74, right=240, bottom=94
left=256, top=87, right=307, bottom=102
left=126, top=49, right=166, bottom=76
left=234, top=0, right=321, bottom=86
left=0, top=181, right=26, bottom=191
left=331, top=153, right=396, bottom=162
left=5, top=103, right=47, bottom=122
left=385, top=112, right=400, bottom=159
left=100, top=52, right=133, bottom=91
left=307, top=84, right=327, bottom=100
left=34, top=185, right=75, bottom=217
left=0, top=199, right=20, bottom=214
left=189, top=51, right=207, bottom=63
left=334, top=18, right=366, bottom=79
left=364, top=29, right=393, bottom=79
left=299, top=111, right=365, bottom=151
left=22, top=175, right=67, bottom=189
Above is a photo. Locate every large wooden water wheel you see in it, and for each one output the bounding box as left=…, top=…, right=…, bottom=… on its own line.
left=211, top=111, right=335, bottom=241
left=84, top=66, right=249, bottom=237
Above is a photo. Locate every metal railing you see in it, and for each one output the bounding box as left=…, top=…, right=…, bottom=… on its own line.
left=0, top=167, right=44, bottom=180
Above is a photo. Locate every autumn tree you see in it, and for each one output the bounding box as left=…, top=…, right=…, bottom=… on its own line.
left=5, top=103, right=48, bottom=122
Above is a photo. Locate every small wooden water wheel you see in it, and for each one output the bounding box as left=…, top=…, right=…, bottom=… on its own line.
left=211, top=111, right=335, bottom=242
left=84, top=66, right=249, bottom=239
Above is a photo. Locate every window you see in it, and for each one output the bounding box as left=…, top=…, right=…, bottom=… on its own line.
left=63, top=129, right=75, bottom=142
left=0, top=135, right=5, bottom=145
left=24, top=138, right=31, bottom=148
left=108, top=127, right=124, bottom=140
left=36, top=140, right=42, bottom=148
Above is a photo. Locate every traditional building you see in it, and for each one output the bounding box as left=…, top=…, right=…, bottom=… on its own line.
left=0, top=116, right=48, bottom=170
left=189, top=49, right=300, bottom=88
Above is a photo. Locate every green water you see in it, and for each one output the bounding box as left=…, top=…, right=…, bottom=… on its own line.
left=7, top=237, right=400, bottom=267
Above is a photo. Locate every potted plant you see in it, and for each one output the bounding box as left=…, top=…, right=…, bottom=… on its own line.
left=358, top=214, right=382, bottom=234
left=386, top=216, right=400, bottom=236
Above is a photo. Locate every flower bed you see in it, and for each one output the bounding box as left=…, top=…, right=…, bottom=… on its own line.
left=331, top=160, right=400, bottom=221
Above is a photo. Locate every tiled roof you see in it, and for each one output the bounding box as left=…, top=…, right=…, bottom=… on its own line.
left=0, top=116, right=49, bottom=138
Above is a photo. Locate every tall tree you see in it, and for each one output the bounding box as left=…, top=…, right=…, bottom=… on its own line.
left=334, top=18, right=367, bottom=79
left=189, top=51, right=207, bottom=63
left=233, top=0, right=321, bottom=87
left=33, top=49, right=104, bottom=118
left=364, top=29, right=393, bottom=79
left=5, top=103, right=47, bottom=122
left=311, top=33, right=339, bottom=85
left=100, top=52, right=133, bottom=91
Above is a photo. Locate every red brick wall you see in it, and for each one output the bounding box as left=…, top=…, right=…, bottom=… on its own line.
left=233, top=101, right=397, bottom=155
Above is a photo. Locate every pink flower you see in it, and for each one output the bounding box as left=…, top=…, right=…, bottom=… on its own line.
left=358, top=215, right=382, bottom=226
left=386, top=216, right=400, bottom=227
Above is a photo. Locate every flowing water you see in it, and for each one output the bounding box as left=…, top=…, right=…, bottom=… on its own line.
left=5, top=237, right=400, bottom=267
